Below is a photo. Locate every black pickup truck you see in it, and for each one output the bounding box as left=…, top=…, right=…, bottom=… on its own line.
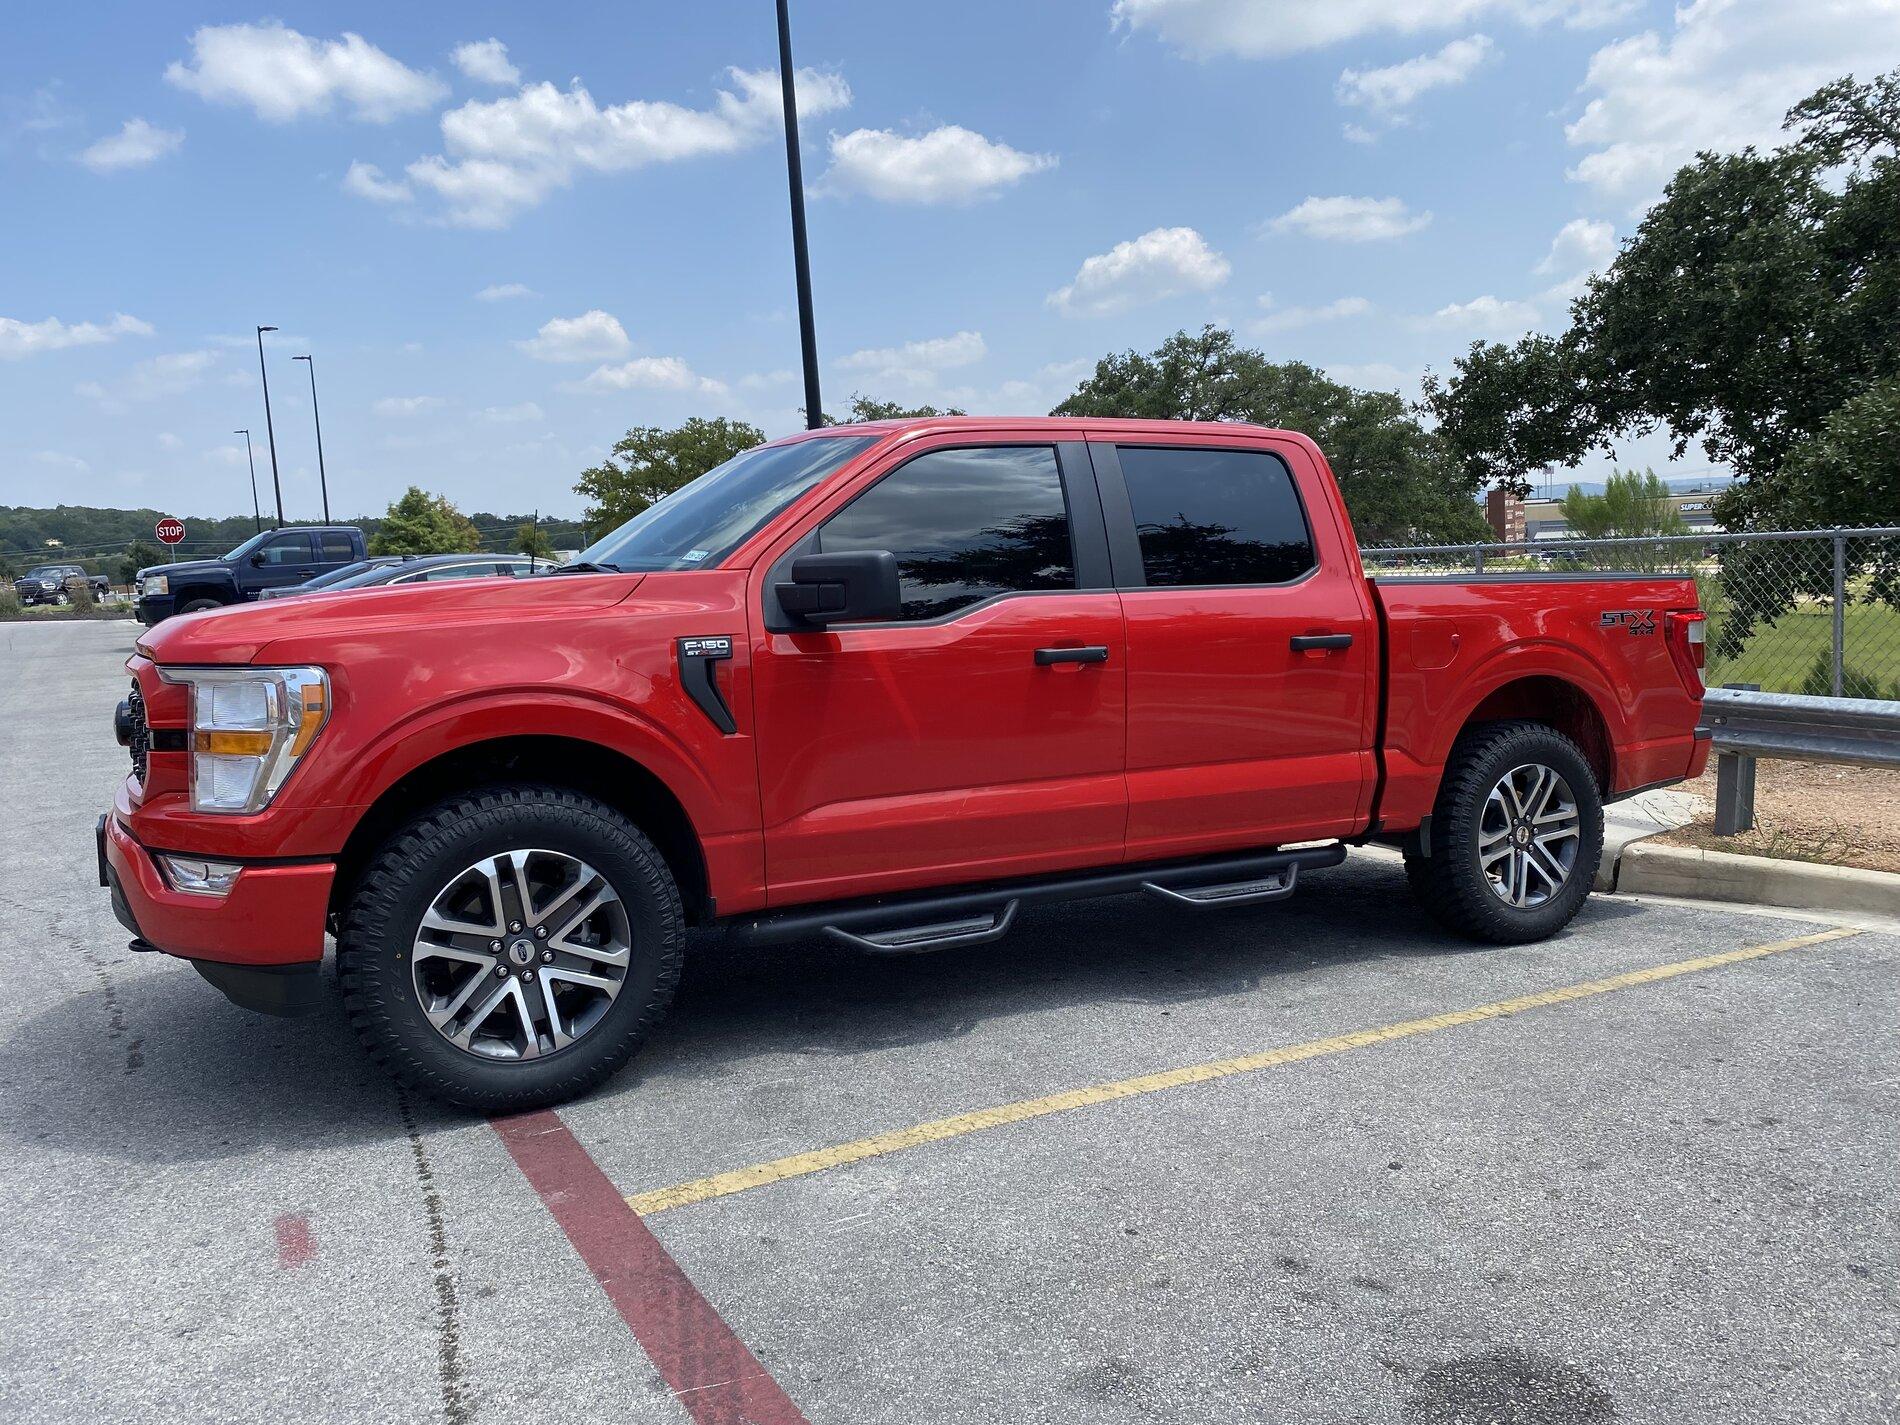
left=136, top=526, right=367, bottom=625
left=14, top=563, right=111, bottom=605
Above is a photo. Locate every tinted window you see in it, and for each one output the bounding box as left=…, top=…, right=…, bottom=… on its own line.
left=259, top=534, right=314, bottom=566
left=1117, top=447, right=1314, bottom=587
left=319, top=532, right=355, bottom=562
left=820, top=446, right=1074, bottom=620
left=407, top=563, right=493, bottom=583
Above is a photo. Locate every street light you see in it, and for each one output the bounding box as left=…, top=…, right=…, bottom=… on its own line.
left=233, top=429, right=261, bottom=533
left=776, top=0, right=823, bottom=428
left=255, top=325, right=285, bottom=528
left=292, top=355, right=331, bottom=523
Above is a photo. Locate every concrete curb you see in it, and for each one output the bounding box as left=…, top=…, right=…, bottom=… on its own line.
left=1613, top=841, right=1900, bottom=918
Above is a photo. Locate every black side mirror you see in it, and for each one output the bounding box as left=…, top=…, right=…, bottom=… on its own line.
left=249, top=553, right=267, bottom=567
left=776, top=551, right=901, bottom=625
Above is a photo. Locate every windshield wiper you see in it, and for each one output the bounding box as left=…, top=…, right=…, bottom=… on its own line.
left=547, top=559, right=621, bottom=574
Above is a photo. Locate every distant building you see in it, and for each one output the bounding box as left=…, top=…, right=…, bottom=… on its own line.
left=1484, top=489, right=1525, bottom=543
left=1519, top=482, right=1729, bottom=542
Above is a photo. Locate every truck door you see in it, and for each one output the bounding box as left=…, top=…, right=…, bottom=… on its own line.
left=1090, top=438, right=1376, bottom=859
left=248, top=531, right=319, bottom=595
left=749, top=439, right=1126, bottom=907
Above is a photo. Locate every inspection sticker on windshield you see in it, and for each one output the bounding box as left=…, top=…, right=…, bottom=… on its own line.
left=681, top=549, right=709, bottom=563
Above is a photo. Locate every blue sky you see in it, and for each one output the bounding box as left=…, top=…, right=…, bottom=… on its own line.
left=6, top=0, right=1898, bottom=520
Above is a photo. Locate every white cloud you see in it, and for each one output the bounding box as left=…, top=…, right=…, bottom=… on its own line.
left=1337, top=35, right=1496, bottom=116
left=33, top=450, right=91, bottom=474
left=342, top=160, right=412, bottom=203
left=1566, top=0, right=1900, bottom=210
left=475, top=282, right=536, bottom=301
left=77, top=350, right=218, bottom=408
left=821, top=126, right=1055, bottom=204
left=1535, top=217, right=1616, bottom=276
left=166, top=22, right=447, bottom=123
left=480, top=401, right=544, bottom=422
left=0, top=312, right=152, bottom=359
left=577, top=356, right=727, bottom=397
left=452, top=39, right=519, bottom=87
left=78, top=118, right=184, bottom=172
left=838, top=331, right=987, bottom=386
left=1429, top=293, right=1541, bottom=335
left=1328, top=361, right=1419, bottom=394
left=373, top=395, right=445, bottom=416
left=1266, top=195, right=1432, bottom=241
left=157, top=432, right=183, bottom=450
left=1111, top=0, right=1629, bottom=58
left=1048, top=227, right=1230, bottom=317
left=406, top=66, right=850, bottom=227
left=1254, top=295, right=1373, bottom=332
left=517, top=310, right=630, bottom=362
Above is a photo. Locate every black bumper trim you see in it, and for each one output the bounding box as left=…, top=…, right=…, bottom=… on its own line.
left=191, top=960, right=325, bottom=1017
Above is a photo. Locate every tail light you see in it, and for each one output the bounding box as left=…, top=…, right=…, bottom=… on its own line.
left=1665, top=609, right=1706, bottom=694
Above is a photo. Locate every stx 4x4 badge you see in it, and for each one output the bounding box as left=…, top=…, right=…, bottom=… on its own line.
left=1599, top=610, right=1657, bottom=635
left=676, top=635, right=737, bottom=734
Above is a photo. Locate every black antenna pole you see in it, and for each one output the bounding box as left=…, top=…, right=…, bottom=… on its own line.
left=235, top=429, right=261, bottom=532
left=776, top=0, right=823, bottom=428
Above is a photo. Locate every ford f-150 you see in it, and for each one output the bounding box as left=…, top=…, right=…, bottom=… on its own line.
left=97, top=418, right=1710, bottom=1109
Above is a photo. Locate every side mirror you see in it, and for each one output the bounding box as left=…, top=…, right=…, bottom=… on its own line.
left=249, top=553, right=267, bottom=568
left=775, top=551, right=901, bottom=625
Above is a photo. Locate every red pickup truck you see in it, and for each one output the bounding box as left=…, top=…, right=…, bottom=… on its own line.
left=99, top=418, right=1710, bottom=1109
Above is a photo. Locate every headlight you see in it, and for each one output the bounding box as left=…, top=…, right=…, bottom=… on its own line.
left=143, top=574, right=169, bottom=596
left=40, top=580, right=58, bottom=591
left=157, top=666, right=330, bottom=814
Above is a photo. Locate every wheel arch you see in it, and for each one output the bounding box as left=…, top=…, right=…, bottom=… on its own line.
left=329, top=734, right=713, bottom=928
left=1454, top=673, right=1617, bottom=793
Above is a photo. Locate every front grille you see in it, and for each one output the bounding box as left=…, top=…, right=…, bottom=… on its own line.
left=126, top=679, right=150, bottom=784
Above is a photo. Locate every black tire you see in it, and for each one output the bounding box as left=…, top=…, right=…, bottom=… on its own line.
left=1404, top=720, right=1604, bottom=944
left=178, top=597, right=223, bottom=614
left=337, top=784, right=684, bottom=1112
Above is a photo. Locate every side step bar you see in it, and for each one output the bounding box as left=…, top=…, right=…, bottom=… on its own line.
left=730, top=843, right=1346, bottom=955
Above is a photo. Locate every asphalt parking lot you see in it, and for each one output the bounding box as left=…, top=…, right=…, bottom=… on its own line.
left=3, top=619, right=1896, bottom=1425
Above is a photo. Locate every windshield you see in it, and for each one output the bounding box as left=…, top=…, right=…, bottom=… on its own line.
left=24, top=567, right=66, bottom=580
left=574, top=435, right=876, bottom=573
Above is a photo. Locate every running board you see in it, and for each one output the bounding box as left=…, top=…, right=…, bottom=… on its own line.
left=730, top=844, right=1345, bottom=954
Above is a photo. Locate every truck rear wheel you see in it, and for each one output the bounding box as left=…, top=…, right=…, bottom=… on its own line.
left=1404, top=720, right=1604, bottom=944
left=337, top=785, right=684, bottom=1112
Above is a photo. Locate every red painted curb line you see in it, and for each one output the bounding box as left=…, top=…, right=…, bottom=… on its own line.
left=493, top=1109, right=811, bottom=1425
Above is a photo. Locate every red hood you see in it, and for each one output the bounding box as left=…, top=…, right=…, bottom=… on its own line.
left=135, top=573, right=649, bottom=665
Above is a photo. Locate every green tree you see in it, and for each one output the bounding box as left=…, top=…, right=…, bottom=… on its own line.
left=1054, top=326, right=1491, bottom=544
left=1558, top=470, right=1688, bottom=571
left=368, top=487, right=482, bottom=556
left=1425, top=69, right=1899, bottom=526
left=837, top=395, right=967, bottom=423
left=574, top=416, right=764, bottom=531
left=121, top=540, right=163, bottom=585
left=514, top=520, right=554, bottom=561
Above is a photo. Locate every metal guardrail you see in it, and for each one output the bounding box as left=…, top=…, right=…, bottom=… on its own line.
left=1700, top=685, right=1900, bottom=834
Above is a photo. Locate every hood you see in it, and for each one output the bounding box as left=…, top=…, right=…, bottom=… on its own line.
left=135, top=571, right=648, bottom=665
left=139, top=558, right=227, bottom=581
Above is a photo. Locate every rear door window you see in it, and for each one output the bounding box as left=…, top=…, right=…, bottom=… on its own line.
left=259, top=533, right=315, bottom=566
left=319, top=532, right=355, bottom=562
left=1115, top=446, right=1315, bottom=587
left=818, top=446, right=1075, bottom=620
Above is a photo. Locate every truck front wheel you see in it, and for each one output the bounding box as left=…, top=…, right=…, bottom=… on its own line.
left=178, top=597, right=223, bottom=614
left=1404, top=720, right=1604, bottom=944
left=337, top=785, right=684, bottom=1111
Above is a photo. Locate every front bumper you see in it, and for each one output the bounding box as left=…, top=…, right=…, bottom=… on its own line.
left=136, top=594, right=176, bottom=625
left=98, top=812, right=332, bottom=1015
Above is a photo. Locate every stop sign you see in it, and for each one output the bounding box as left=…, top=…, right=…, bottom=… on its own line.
left=155, top=518, right=186, bottom=545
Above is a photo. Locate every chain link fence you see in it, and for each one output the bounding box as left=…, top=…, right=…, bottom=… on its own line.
left=1359, top=527, right=1900, bottom=699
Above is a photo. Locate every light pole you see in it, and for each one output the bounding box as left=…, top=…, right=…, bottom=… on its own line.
left=255, top=325, right=285, bottom=527
left=292, top=354, right=331, bottom=522
left=234, top=429, right=261, bottom=533
left=776, top=0, right=823, bottom=429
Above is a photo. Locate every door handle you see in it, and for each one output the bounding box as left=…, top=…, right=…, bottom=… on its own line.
left=1035, top=646, right=1109, bottom=666
left=1290, top=634, right=1354, bottom=652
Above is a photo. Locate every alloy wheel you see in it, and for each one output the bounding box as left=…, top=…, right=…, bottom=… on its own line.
left=410, top=848, right=630, bottom=1061
left=1478, top=763, right=1581, bottom=908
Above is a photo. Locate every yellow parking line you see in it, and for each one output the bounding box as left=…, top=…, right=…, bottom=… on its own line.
left=627, top=926, right=1859, bottom=1217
